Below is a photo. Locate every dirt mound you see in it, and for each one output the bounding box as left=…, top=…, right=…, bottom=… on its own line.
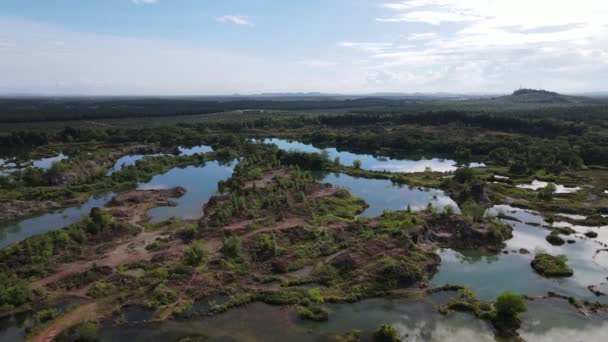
left=105, top=186, right=186, bottom=223
left=0, top=199, right=61, bottom=222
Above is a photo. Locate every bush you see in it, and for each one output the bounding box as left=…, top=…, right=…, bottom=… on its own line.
left=373, top=324, right=401, bottom=342
left=297, top=304, right=331, bottom=321
left=461, top=201, right=485, bottom=221
left=183, top=240, right=208, bottom=266
left=494, top=292, right=527, bottom=317
left=220, top=235, right=244, bottom=261
left=0, top=274, right=31, bottom=308
left=56, top=321, right=100, bottom=342
left=545, top=233, right=565, bottom=246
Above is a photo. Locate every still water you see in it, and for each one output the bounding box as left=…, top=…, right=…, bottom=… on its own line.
left=316, top=172, right=460, bottom=217
left=0, top=193, right=114, bottom=248
left=264, top=138, right=484, bottom=173
left=137, top=161, right=235, bottom=223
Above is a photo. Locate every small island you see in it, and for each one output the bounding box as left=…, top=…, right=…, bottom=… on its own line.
left=531, top=253, right=574, bottom=277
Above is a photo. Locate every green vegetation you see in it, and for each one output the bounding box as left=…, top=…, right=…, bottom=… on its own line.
left=183, top=240, right=208, bottom=267
left=373, top=324, right=401, bottom=342
left=55, top=321, right=100, bottom=342
left=439, top=289, right=527, bottom=338
left=531, top=253, right=574, bottom=277
left=546, top=233, right=566, bottom=246
left=1, top=94, right=607, bottom=339
left=297, top=304, right=331, bottom=321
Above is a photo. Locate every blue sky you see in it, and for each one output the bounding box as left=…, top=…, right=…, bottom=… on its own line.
left=1, top=0, right=607, bottom=95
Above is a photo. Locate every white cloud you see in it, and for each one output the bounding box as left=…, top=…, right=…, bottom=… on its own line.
left=216, top=15, right=253, bottom=27
left=131, top=0, right=158, bottom=4
left=0, top=18, right=363, bottom=95
left=338, top=41, right=393, bottom=53
left=335, top=0, right=608, bottom=92
left=406, top=32, right=437, bottom=40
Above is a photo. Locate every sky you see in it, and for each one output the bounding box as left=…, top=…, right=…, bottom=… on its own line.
left=1, top=0, right=607, bottom=95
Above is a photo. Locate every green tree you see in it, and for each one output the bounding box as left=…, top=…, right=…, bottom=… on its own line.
left=353, top=160, right=362, bottom=169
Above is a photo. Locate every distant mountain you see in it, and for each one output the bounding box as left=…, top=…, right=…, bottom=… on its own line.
left=498, top=88, right=598, bottom=104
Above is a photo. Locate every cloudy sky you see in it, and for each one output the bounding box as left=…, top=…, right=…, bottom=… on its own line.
left=1, top=0, right=607, bottom=95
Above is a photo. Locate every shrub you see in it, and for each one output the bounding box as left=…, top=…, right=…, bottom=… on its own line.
left=56, top=321, right=100, bottom=342
left=495, top=292, right=527, bottom=317
left=297, top=304, right=331, bottom=321
left=545, top=233, right=565, bottom=246
left=531, top=253, right=573, bottom=277
left=373, top=324, right=401, bottom=342
left=183, top=240, right=208, bottom=266
left=220, top=235, right=244, bottom=261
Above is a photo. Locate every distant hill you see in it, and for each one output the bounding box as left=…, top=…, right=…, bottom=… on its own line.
left=501, top=88, right=594, bottom=104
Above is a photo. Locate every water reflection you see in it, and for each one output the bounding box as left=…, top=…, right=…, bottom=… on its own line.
left=0, top=193, right=115, bottom=248
left=315, top=172, right=460, bottom=217
left=433, top=205, right=608, bottom=303
left=263, top=138, right=484, bottom=173
left=137, top=161, right=235, bottom=223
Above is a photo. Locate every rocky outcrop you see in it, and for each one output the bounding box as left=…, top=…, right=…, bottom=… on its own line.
left=417, top=214, right=513, bottom=252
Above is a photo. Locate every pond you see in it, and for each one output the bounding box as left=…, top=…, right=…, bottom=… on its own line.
left=137, top=160, right=235, bottom=223
left=32, top=153, right=68, bottom=170
left=432, top=205, right=608, bottom=303
left=106, top=154, right=163, bottom=175
left=97, top=294, right=608, bottom=342
left=0, top=297, right=89, bottom=341
left=263, top=138, right=484, bottom=173
left=520, top=298, right=608, bottom=341
left=516, top=180, right=582, bottom=194
left=178, top=145, right=214, bottom=156
left=99, top=295, right=497, bottom=342
left=315, top=172, right=460, bottom=217
left=0, top=153, right=68, bottom=176
left=107, top=145, right=213, bottom=175
left=0, top=193, right=115, bottom=248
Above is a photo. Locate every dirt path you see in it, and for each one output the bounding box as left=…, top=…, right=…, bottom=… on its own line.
left=243, top=169, right=289, bottom=189
left=241, top=217, right=306, bottom=240
left=32, top=231, right=172, bottom=290
left=310, top=186, right=338, bottom=198
left=28, top=302, right=97, bottom=342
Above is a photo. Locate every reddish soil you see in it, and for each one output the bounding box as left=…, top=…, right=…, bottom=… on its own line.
left=243, top=169, right=290, bottom=189
left=32, top=230, right=182, bottom=290
left=29, top=302, right=97, bottom=342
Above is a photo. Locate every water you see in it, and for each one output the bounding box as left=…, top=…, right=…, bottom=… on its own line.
left=516, top=180, right=582, bottom=194
left=119, top=305, right=156, bottom=323
left=0, top=153, right=67, bottom=176
left=263, top=138, right=484, bottom=173
left=99, top=295, right=497, bottom=342
left=432, top=205, right=608, bottom=303
left=316, top=172, right=460, bottom=217
left=0, top=193, right=115, bottom=248
left=31, top=153, right=68, bottom=170
left=0, top=297, right=89, bottom=341
left=137, top=161, right=235, bottom=223
left=107, top=154, right=163, bottom=175
left=520, top=298, right=608, bottom=341
left=178, top=145, right=213, bottom=156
